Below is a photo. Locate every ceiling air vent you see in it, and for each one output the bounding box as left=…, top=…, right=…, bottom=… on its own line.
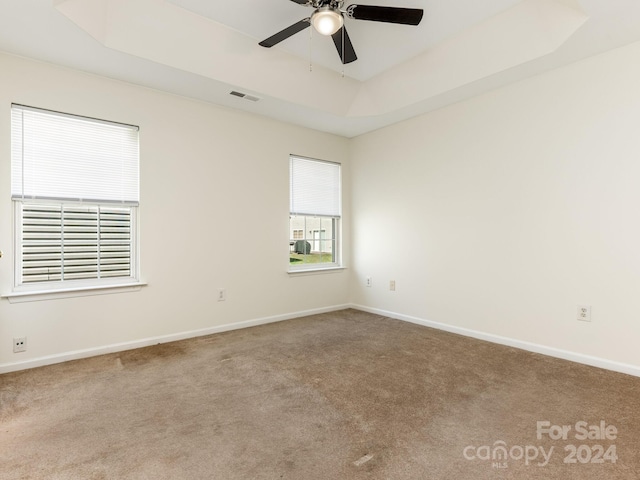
left=229, top=91, right=261, bottom=102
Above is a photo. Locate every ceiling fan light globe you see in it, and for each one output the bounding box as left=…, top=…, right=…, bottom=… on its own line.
left=311, top=8, right=343, bottom=36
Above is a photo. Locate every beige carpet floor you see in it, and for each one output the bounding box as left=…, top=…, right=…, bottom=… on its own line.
left=1, top=309, right=639, bottom=479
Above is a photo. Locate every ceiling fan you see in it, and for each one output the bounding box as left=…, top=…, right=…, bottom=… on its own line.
left=259, top=0, right=424, bottom=64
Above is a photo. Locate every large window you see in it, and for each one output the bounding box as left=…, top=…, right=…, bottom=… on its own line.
left=289, top=155, right=341, bottom=270
left=11, top=104, right=140, bottom=290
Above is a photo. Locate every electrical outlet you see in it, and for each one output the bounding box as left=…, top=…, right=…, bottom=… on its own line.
left=13, top=337, right=27, bottom=353
left=217, top=289, right=226, bottom=302
left=577, top=305, right=591, bottom=322
left=365, top=277, right=372, bottom=287
left=390, top=280, right=396, bottom=291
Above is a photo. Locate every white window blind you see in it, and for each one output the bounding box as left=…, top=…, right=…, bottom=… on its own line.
left=290, top=156, right=341, bottom=217
left=11, top=104, right=139, bottom=204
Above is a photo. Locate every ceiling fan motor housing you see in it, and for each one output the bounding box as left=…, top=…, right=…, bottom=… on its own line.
left=311, top=0, right=344, bottom=9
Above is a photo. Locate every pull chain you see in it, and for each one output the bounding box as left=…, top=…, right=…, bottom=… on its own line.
left=309, top=23, right=313, bottom=72
left=341, top=25, right=344, bottom=77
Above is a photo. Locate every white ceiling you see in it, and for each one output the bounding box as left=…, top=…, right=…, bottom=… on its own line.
left=1, top=0, right=640, bottom=137
left=168, top=0, right=523, bottom=81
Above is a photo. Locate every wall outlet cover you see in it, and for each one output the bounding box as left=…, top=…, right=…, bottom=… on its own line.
left=577, top=305, right=591, bottom=322
left=13, top=337, right=27, bottom=353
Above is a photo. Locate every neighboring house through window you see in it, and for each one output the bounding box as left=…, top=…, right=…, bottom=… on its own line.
left=289, top=155, right=341, bottom=270
left=10, top=104, right=140, bottom=291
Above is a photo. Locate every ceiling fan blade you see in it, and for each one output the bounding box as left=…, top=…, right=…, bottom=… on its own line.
left=346, top=5, right=423, bottom=25
left=289, top=0, right=310, bottom=4
left=259, top=18, right=311, bottom=48
left=331, top=26, right=357, bottom=64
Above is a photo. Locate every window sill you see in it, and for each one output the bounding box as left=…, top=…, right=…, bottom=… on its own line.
left=2, top=282, right=147, bottom=303
left=288, top=266, right=346, bottom=276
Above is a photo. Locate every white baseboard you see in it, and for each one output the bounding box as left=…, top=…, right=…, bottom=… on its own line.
left=0, top=304, right=350, bottom=374
left=4, top=303, right=638, bottom=378
left=350, top=304, right=640, bottom=378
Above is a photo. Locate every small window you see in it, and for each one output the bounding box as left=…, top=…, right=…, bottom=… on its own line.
left=289, top=155, right=341, bottom=270
left=11, top=104, right=140, bottom=291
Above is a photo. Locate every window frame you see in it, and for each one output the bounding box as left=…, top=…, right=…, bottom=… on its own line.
left=7, top=104, right=142, bottom=299
left=288, top=155, right=342, bottom=273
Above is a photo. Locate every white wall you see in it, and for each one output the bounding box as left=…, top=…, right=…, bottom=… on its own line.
left=4, top=38, right=640, bottom=374
left=0, top=53, right=350, bottom=370
left=350, top=41, right=640, bottom=369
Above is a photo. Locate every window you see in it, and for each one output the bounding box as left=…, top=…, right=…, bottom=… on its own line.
left=11, top=104, right=140, bottom=291
left=289, top=155, right=341, bottom=270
